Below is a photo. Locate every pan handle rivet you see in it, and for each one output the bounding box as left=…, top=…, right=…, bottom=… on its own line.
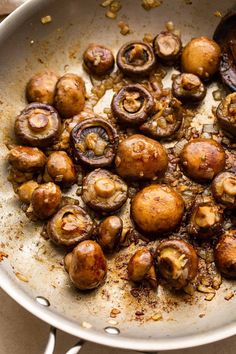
left=104, top=326, right=120, bottom=335
left=36, top=296, right=50, bottom=307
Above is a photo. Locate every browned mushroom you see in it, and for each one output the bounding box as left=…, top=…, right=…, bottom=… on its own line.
left=96, top=215, right=123, bottom=252
left=156, top=239, right=198, bottom=289
left=215, top=230, right=236, bottom=278
left=54, top=73, right=86, bottom=118
left=83, top=44, right=114, bottom=76
left=115, top=134, right=168, bottom=180
left=140, top=97, right=183, bottom=139
left=17, top=180, right=39, bottom=203
left=14, top=103, right=61, bottom=148
left=64, top=240, right=107, bottom=290
left=82, top=169, right=128, bottom=213
left=26, top=71, right=59, bottom=105
left=8, top=146, right=46, bottom=172
left=216, top=93, right=236, bottom=138
left=47, top=205, right=94, bottom=247
left=31, top=182, right=62, bottom=219
left=71, top=118, right=118, bottom=168
left=212, top=171, right=236, bottom=209
left=111, top=84, right=155, bottom=126
left=153, top=31, right=182, bottom=64
left=44, top=151, right=76, bottom=186
left=128, top=248, right=157, bottom=289
left=181, top=36, right=221, bottom=80
left=172, top=73, right=206, bottom=103
left=117, top=41, right=156, bottom=77
left=131, top=184, right=184, bottom=237
left=179, top=138, right=226, bottom=182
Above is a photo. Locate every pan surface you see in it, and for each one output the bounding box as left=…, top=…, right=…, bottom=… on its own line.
left=0, top=0, right=236, bottom=351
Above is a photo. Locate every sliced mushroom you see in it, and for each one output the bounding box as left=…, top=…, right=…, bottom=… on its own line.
left=153, top=31, right=182, bottom=64
left=172, top=73, right=206, bottom=103
left=215, top=230, right=236, bottom=278
left=83, top=44, right=114, bottom=76
left=96, top=215, right=123, bottom=252
left=44, top=151, right=76, bottom=186
left=31, top=182, right=62, bottom=219
left=212, top=171, right=236, bottom=209
left=17, top=180, right=39, bottom=203
left=82, top=169, right=128, bottom=213
left=216, top=93, right=236, bottom=138
left=8, top=146, right=46, bottom=172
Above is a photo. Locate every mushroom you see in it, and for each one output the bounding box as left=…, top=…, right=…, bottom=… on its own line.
left=179, top=138, right=226, bottom=182
left=111, top=84, right=155, bottom=126
left=83, top=44, right=114, bottom=76
left=128, top=248, right=157, bottom=289
left=188, top=196, right=222, bottom=239
left=64, top=240, right=107, bottom=290
left=54, top=73, right=86, bottom=118
left=115, top=134, right=168, bottom=180
left=216, top=93, right=236, bottom=138
left=8, top=146, right=46, bottom=172
left=17, top=180, right=39, bottom=203
left=96, top=215, right=123, bottom=252
left=70, top=118, right=118, bottom=168
left=181, top=36, right=221, bottom=80
left=172, top=73, right=206, bottom=103
left=26, top=70, right=59, bottom=105
left=82, top=169, right=128, bottom=213
left=153, top=31, right=182, bottom=64
left=215, top=230, right=236, bottom=278
left=156, top=239, right=198, bottom=289
left=47, top=205, right=94, bottom=247
left=44, top=151, right=76, bottom=186
left=14, top=103, right=61, bottom=148
left=117, top=41, right=156, bottom=77
left=131, top=184, right=184, bottom=237
left=31, top=182, right=62, bottom=219
left=212, top=171, right=236, bottom=209
left=140, top=97, right=183, bottom=139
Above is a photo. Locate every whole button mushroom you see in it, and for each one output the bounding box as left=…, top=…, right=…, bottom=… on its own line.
left=216, top=93, right=236, bottom=138
left=83, top=44, right=114, bottom=76
left=64, top=240, right=107, bottom=290
left=26, top=70, right=59, bottom=105
left=156, top=239, right=198, bottom=289
left=115, top=134, right=168, bottom=180
left=97, top=216, right=123, bottom=252
left=54, top=73, right=86, bottom=118
left=14, top=103, right=61, bottom=148
left=179, top=138, right=226, bottom=182
left=82, top=169, right=128, bottom=213
left=17, top=180, right=39, bottom=203
left=215, top=230, right=236, bottom=278
left=212, top=171, right=236, bottom=209
left=8, top=146, right=46, bottom=172
left=31, top=182, right=62, bottom=219
left=47, top=205, right=94, bottom=247
left=181, top=36, right=221, bottom=80
left=44, top=151, right=76, bottom=186
left=131, top=184, right=184, bottom=237
left=172, top=73, right=206, bottom=103
left=111, top=84, right=155, bottom=126
left=153, top=31, right=182, bottom=64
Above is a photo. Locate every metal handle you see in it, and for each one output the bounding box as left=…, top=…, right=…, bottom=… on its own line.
left=44, top=326, right=84, bottom=354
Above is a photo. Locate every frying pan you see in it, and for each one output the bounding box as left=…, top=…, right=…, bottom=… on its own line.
left=0, top=0, right=236, bottom=353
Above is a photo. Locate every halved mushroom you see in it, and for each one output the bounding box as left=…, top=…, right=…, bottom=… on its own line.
left=47, top=205, right=94, bottom=247
left=17, top=180, right=39, bottom=203
left=117, top=41, right=156, bottom=77
left=44, top=151, right=76, bottom=186
left=8, top=146, right=46, bottom=172
left=212, top=171, right=236, bottom=209
left=140, top=97, right=183, bottom=139
left=83, top=44, right=115, bottom=76
left=111, top=84, right=155, bottom=126
left=215, top=230, right=236, bottom=278
left=156, top=239, right=198, bottom=289
left=14, top=103, right=61, bottom=148
left=96, top=215, right=123, bottom=252
left=71, top=118, right=118, bottom=168
left=216, top=93, right=236, bottom=138
left=31, top=182, right=62, bottom=219
left=153, top=31, right=182, bottom=64
left=82, top=169, right=128, bottom=213
left=172, top=73, right=206, bottom=103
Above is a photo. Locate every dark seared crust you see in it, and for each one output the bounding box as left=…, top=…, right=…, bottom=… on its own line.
left=153, top=31, right=182, bottom=64
left=216, top=93, right=236, bottom=138
left=8, top=146, right=46, bottom=172
left=14, top=103, right=61, bottom=148
left=83, top=44, right=114, bottom=76
left=212, top=171, right=236, bottom=209
left=215, top=231, right=236, bottom=278
left=172, top=73, right=206, bottom=103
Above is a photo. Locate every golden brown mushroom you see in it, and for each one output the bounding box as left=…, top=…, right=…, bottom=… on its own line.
left=44, top=151, right=76, bottom=186
left=212, top=171, right=236, bottom=209
left=8, top=146, right=46, bottom=172
left=97, top=216, right=123, bottom=252
left=83, top=44, right=114, bottom=76
left=215, top=230, right=236, bottom=278
left=31, top=182, right=62, bottom=219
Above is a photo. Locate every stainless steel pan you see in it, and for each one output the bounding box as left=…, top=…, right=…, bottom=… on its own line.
left=0, top=0, right=236, bottom=353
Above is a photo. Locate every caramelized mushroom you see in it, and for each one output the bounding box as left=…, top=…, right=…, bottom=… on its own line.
left=26, top=71, right=59, bottom=105
left=54, top=73, right=86, bottom=118
left=31, top=182, right=62, bottom=219
left=212, top=171, right=236, bottom=209
left=117, top=41, right=156, bottom=77
left=47, top=205, right=94, bottom=247
left=111, top=84, right=154, bottom=126
left=17, top=180, right=39, bottom=203
left=44, top=151, right=76, bottom=186
left=128, top=248, right=157, bottom=289
left=83, top=44, right=114, bottom=76
left=172, top=73, right=206, bottom=103
left=140, top=97, right=183, bottom=139
left=181, top=37, right=221, bottom=80
left=216, top=93, right=236, bottom=138
left=153, top=31, right=182, bottom=64
left=64, top=240, right=107, bottom=290
left=156, top=239, right=198, bottom=289
left=188, top=196, right=222, bottom=239
left=131, top=184, right=184, bottom=237
left=82, top=169, right=128, bottom=213
left=215, top=230, right=236, bottom=278
left=115, top=134, right=168, bottom=180
left=8, top=146, right=46, bottom=172
left=97, top=216, right=123, bottom=252
left=71, top=118, right=118, bottom=168
left=14, top=103, right=61, bottom=148
left=179, top=138, right=226, bottom=182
